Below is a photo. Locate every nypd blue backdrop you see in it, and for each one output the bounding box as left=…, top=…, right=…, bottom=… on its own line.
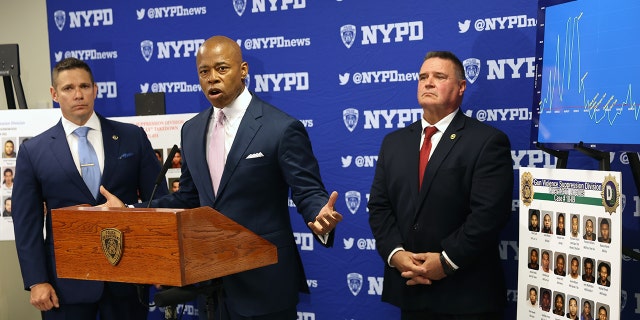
left=44, top=0, right=640, bottom=318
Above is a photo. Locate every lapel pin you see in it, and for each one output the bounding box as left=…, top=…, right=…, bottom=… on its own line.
left=112, top=135, right=119, bottom=140
left=450, top=134, right=456, bottom=140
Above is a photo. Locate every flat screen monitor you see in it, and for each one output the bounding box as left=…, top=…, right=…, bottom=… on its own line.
left=532, top=0, right=640, bottom=152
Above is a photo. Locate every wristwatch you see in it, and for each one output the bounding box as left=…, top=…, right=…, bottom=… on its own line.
left=439, top=252, right=456, bottom=276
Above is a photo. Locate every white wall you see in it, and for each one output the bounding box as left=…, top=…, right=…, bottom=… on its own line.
left=0, top=0, right=52, bottom=110
left=0, top=1, right=51, bottom=319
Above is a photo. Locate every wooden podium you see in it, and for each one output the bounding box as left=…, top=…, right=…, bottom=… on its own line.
left=51, top=206, right=277, bottom=287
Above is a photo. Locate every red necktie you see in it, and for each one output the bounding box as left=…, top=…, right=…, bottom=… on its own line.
left=419, top=126, right=438, bottom=189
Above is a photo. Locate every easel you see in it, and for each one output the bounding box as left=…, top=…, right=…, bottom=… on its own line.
left=0, top=44, right=27, bottom=109
left=536, top=142, right=640, bottom=260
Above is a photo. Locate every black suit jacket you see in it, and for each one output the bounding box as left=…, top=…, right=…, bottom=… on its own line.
left=368, top=111, right=513, bottom=313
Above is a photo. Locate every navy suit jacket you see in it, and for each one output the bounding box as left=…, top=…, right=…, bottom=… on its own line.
left=147, top=93, right=331, bottom=316
left=12, top=114, right=167, bottom=304
left=368, top=111, right=513, bottom=314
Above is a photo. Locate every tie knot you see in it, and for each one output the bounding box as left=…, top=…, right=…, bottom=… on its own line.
left=74, top=126, right=90, bottom=138
left=216, top=110, right=225, bottom=125
left=424, top=126, right=438, bottom=139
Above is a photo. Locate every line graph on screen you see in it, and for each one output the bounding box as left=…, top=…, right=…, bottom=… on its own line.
left=534, top=0, right=640, bottom=150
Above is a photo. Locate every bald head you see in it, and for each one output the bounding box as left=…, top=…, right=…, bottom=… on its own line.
left=197, top=36, right=243, bottom=63
left=196, top=35, right=248, bottom=108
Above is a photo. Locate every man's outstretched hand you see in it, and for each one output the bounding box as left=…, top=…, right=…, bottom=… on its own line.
left=308, top=191, right=343, bottom=235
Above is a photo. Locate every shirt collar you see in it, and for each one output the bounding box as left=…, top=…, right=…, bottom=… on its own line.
left=215, top=86, right=251, bottom=121
left=421, top=108, right=458, bottom=133
left=62, top=112, right=102, bottom=137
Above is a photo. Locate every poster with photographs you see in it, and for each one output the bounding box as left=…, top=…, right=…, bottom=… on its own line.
left=0, top=109, right=193, bottom=241
left=517, top=167, right=621, bottom=320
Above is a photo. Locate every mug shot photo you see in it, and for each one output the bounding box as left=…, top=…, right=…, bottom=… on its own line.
left=598, top=218, right=611, bottom=243
left=554, top=252, right=566, bottom=276
left=528, top=247, right=539, bottom=270
left=552, top=292, right=565, bottom=316
left=556, top=212, right=566, bottom=236
left=581, top=299, right=593, bottom=320
left=597, top=261, right=611, bottom=287
left=569, top=255, right=580, bottom=280
left=583, top=217, right=596, bottom=241
left=541, top=212, right=553, bottom=234
left=2, top=139, right=17, bottom=158
left=570, top=214, right=580, bottom=238
left=582, top=257, right=595, bottom=283
left=566, top=296, right=579, bottom=319
left=596, top=303, right=609, bottom=320
left=541, top=250, right=551, bottom=273
left=527, top=286, right=538, bottom=308
left=529, top=209, right=540, bottom=232
left=539, top=288, right=551, bottom=312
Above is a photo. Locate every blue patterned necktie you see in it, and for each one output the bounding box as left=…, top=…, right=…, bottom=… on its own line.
left=73, top=126, right=101, bottom=198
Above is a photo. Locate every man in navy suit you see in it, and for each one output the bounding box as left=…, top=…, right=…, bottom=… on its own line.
left=368, top=51, right=513, bottom=319
left=103, top=35, right=343, bottom=319
left=12, top=58, right=168, bottom=320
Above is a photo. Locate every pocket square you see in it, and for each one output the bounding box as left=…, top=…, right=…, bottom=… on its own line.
left=246, top=152, right=264, bottom=159
left=118, top=152, right=135, bottom=159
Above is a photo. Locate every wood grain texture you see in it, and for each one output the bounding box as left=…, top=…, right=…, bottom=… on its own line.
left=52, top=206, right=277, bottom=286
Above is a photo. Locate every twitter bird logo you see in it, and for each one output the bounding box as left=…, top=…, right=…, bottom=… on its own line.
left=136, top=9, right=146, bottom=20
left=341, top=156, right=352, bottom=168
left=343, top=238, right=354, bottom=249
left=458, top=20, right=471, bottom=33
left=54, top=52, right=63, bottom=62
left=140, top=83, right=149, bottom=93
left=339, top=73, right=350, bottom=85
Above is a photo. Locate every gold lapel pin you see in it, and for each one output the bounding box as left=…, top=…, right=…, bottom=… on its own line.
left=112, top=135, right=119, bottom=140
left=450, top=134, right=456, bottom=140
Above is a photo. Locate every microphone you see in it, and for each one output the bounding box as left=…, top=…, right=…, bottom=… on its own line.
left=147, top=144, right=179, bottom=208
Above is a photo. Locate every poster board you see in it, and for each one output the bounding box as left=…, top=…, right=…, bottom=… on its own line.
left=517, top=167, right=621, bottom=319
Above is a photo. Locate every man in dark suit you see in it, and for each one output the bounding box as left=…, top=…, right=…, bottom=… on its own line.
left=12, top=58, right=168, bottom=320
left=103, top=35, right=342, bottom=320
left=368, top=51, right=513, bottom=319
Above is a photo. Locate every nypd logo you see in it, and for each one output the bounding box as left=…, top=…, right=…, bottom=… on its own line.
left=136, top=6, right=207, bottom=20
left=140, top=39, right=205, bottom=61
left=234, top=0, right=306, bottom=16
left=463, top=58, right=480, bottom=84
left=347, top=273, right=363, bottom=296
left=345, top=191, right=361, bottom=214
left=457, top=14, right=536, bottom=33
left=252, top=73, right=309, bottom=92
left=486, top=57, right=535, bottom=80
left=343, top=108, right=358, bottom=132
left=96, top=82, right=117, bottom=99
left=340, top=25, right=356, bottom=49
left=53, top=9, right=114, bottom=31
left=347, top=273, right=383, bottom=296
left=340, top=21, right=423, bottom=48
left=343, top=108, right=423, bottom=131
